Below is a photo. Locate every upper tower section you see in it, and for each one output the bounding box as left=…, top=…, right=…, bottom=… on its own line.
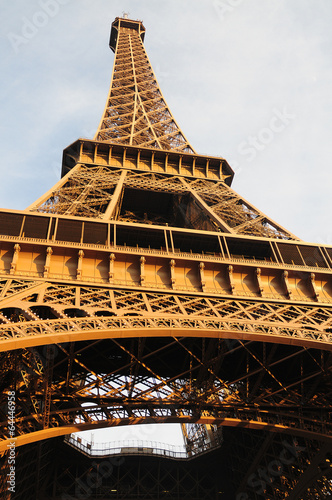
left=94, top=16, right=195, bottom=153
left=109, top=16, right=146, bottom=52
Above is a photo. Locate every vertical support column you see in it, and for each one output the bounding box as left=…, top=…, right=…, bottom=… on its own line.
left=140, top=256, right=146, bottom=286
left=255, top=268, right=264, bottom=296
left=102, top=170, right=127, bottom=220
left=77, top=250, right=84, bottom=279
left=42, top=345, right=54, bottom=430
left=170, top=259, right=176, bottom=289
left=75, top=287, right=80, bottom=307
left=19, top=216, right=26, bottom=238
left=46, top=217, right=53, bottom=241
left=282, top=270, right=292, bottom=299
left=43, top=247, right=53, bottom=278
left=199, top=262, right=206, bottom=292
left=227, top=265, right=235, bottom=294
left=79, top=140, right=84, bottom=159
left=52, top=217, right=59, bottom=242
left=164, top=229, right=169, bottom=252
left=109, top=253, right=115, bottom=283
left=219, top=160, right=223, bottom=180
left=308, top=273, right=319, bottom=301
left=10, top=244, right=21, bottom=275
left=108, top=145, right=113, bottom=165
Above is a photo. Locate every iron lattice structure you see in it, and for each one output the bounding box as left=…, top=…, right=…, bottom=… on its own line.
left=0, top=16, right=331, bottom=499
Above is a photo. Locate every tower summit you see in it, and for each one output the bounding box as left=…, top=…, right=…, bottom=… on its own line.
left=95, top=15, right=194, bottom=152
left=109, top=16, right=146, bottom=51
left=0, top=15, right=332, bottom=499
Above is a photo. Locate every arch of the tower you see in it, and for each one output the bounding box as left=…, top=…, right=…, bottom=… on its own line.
left=1, top=413, right=332, bottom=453
left=1, top=293, right=332, bottom=351
left=0, top=318, right=332, bottom=351
left=1, top=325, right=331, bottom=451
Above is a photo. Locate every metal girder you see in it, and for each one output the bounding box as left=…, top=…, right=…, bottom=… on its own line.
left=0, top=283, right=332, bottom=349
left=94, top=17, right=194, bottom=153
left=0, top=328, right=331, bottom=449
left=228, top=429, right=332, bottom=499
left=24, top=155, right=298, bottom=239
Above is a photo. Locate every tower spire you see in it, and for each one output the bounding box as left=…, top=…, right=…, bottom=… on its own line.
left=94, top=16, right=195, bottom=153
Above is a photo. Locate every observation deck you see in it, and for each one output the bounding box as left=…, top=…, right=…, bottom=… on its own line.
left=65, top=432, right=223, bottom=461
left=110, top=16, right=146, bottom=52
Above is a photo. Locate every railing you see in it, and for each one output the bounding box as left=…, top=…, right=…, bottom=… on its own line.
left=0, top=234, right=331, bottom=275
left=64, top=434, right=222, bottom=461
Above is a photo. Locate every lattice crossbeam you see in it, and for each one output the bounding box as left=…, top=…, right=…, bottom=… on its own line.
left=0, top=284, right=332, bottom=349
left=94, top=18, right=194, bottom=153
left=29, top=161, right=297, bottom=240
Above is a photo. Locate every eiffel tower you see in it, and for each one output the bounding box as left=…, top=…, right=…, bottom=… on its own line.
left=1, top=14, right=332, bottom=499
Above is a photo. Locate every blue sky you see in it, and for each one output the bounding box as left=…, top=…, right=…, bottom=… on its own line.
left=1, top=0, right=332, bottom=446
left=1, top=0, right=332, bottom=244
